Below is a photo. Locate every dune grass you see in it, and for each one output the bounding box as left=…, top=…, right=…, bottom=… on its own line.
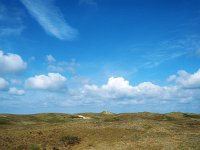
left=0, top=112, right=199, bottom=149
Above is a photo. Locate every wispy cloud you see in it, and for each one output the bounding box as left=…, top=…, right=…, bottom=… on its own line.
left=141, top=51, right=186, bottom=68
left=46, top=54, right=79, bottom=74
left=0, top=1, right=24, bottom=37
left=136, top=36, right=200, bottom=69
left=0, top=27, right=24, bottom=36
left=21, top=0, right=78, bottom=40
left=46, top=55, right=56, bottom=63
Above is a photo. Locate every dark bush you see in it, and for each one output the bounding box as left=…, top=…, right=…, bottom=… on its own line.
left=61, top=135, right=81, bottom=145
left=104, top=117, right=120, bottom=122
left=183, top=113, right=200, bottom=119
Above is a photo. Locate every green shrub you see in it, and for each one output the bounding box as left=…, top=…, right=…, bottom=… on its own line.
left=42, top=144, right=47, bottom=150
left=16, top=145, right=28, bottom=150
left=0, top=118, right=10, bottom=125
left=61, top=135, right=81, bottom=145
left=165, top=116, right=176, bottom=121
left=30, top=144, right=40, bottom=150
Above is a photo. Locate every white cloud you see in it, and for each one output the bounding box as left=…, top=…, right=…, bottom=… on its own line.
left=46, top=54, right=56, bottom=63
left=72, top=71, right=200, bottom=105
left=100, top=77, right=134, bottom=97
left=82, top=77, right=166, bottom=101
left=21, top=0, right=78, bottom=40
left=9, top=87, right=25, bottom=96
left=25, top=73, right=67, bottom=90
left=0, top=77, right=8, bottom=90
left=102, top=77, right=132, bottom=91
left=0, top=50, right=27, bottom=74
left=8, top=68, right=198, bottom=108
left=168, top=69, right=200, bottom=89
left=133, top=82, right=163, bottom=96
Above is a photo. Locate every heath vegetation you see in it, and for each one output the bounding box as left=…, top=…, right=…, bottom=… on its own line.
left=0, top=112, right=200, bottom=150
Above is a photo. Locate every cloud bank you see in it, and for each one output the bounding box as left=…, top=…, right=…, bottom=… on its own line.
left=62, top=69, right=200, bottom=107
left=21, top=0, right=78, bottom=40
left=80, top=77, right=178, bottom=103
left=0, top=50, right=199, bottom=112
left=20, top=68, right=200, bottom=109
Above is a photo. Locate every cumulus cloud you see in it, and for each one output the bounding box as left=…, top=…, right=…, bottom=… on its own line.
left=168, top=69, right=200, bottom=89
left=102, top=77, right=133, bottom=93
left=0, top=50, right=27, bottom=74
left=0, top=77, right=8, bottom=90
left=8, top=87, right=25, bottom=96
left=25, top=73, right=67, bottom=90
left=7, top=68, right=198, bottom=109
left=72, top=71, right=200, bottom=105
left=82, top=77, right=166, bottom=101
left=21, top=0, right=78, bottom=40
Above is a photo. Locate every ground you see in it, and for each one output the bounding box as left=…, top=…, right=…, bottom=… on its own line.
left=0, top=112, right=200, bottom=150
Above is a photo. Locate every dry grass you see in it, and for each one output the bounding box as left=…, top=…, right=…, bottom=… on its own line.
left=0, top=112, right=199, bottom=150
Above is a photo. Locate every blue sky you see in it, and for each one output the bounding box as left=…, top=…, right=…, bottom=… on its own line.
left=0, top=0, right=200, bottom=114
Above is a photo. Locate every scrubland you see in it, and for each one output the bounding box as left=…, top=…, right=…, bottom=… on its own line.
left=0, top=112, right=200, bottom=150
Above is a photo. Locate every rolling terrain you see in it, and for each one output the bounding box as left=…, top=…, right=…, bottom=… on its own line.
left=0, top=112, right=200, bottom=150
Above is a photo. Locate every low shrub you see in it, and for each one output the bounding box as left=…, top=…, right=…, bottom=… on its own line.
left=30, top=144, right=40, bottom=150
left=104, top=117, right=120, bottom=122
left=183, top=113, right=200, bottom=119
left=61, top=135, right=81, bottom=145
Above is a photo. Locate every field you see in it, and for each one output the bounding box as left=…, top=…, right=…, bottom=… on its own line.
left=0, top=112, right=200, bottom=150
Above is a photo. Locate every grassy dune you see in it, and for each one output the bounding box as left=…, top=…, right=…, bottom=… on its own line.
left=0, top=112, right=200, bottom=150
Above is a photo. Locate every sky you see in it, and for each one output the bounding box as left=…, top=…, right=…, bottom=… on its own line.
left=0, top=0, right=200, bottom=114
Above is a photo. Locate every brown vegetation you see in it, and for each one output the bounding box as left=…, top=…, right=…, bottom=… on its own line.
left=0, top=112, right=199, bottom=150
